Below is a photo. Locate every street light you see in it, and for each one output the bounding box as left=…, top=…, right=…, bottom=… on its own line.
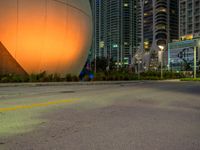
left=194, top=46, right=197, bottom=79
left=135, top=50, right=143, bottom=80
left=158, top=45, right=165, bottom=79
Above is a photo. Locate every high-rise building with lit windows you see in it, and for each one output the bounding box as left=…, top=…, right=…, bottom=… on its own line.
left=90, top=0, right=139, bottom=66
left=139, top=0, right=179, bottom=69
left=179, top=0, right=200, bottom=40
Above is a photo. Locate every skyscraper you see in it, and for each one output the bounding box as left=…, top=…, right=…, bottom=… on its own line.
left=139, top=0, right=179, bottom=69
left=179, top=0, right=200, bottom=40
left=91, top=0, right=139, bottom=66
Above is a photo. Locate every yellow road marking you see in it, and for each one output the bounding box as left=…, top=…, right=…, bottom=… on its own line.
left=0, top=99, right=76, bottom=112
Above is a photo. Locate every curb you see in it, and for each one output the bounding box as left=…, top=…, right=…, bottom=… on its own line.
left=0, top=80, right=181, bottom=88
left=0, top=81, right=141, bottom=87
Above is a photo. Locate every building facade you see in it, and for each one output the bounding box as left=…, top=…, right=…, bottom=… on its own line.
left=179, top=0, right=200, bottom=40
left=90, top=0, right=139, bottom=66
left=139, top=0, right=179, bottom=69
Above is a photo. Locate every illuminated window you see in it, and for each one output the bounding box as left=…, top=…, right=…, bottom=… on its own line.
left=180, top=34, right=193, bottom=40
left=158, top=8, right=167, bottom=13
left=156, top=24, right=166, bottom=30
left=144, top=41, right=149, bottom=45
left=124, top=3, right=128, bottom=7
left=144, top=41, right=150, bottom=49
left=144, top=0, right=148, bottom=4
left=112, top=44, right=118, bottom=48
left=144, top=45, right=149, bottom=49
left=99, top=41, right=104, bottom=48
left=124, top=42, right=128, bottom=45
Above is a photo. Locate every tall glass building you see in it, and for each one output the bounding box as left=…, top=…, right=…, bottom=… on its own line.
left=90, top=0, right=139, bottom=66
left=179, top=0, right=200, bottom=40
left=139, top=0, right=179, bottom=69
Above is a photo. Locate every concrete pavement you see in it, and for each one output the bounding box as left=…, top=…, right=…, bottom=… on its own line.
left=0, top=81, right=200, bottom=150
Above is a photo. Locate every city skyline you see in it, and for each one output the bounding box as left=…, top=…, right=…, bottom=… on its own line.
left=90, top=0, right=199, bottom=71
left=0, top=2, right=199, bottom=149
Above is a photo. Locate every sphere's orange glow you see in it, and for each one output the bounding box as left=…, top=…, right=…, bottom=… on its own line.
left=0, top=0, right=92, bottom=75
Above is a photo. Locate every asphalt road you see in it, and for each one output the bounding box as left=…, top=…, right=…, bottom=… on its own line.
left=0, top=81, right=200, bottom=150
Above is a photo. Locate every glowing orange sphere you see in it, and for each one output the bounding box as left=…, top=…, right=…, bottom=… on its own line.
left=0, top=0, right=92, bottom=75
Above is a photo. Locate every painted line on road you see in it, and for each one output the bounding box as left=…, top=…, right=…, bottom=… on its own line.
left=0, top=99, right=77, bottom=112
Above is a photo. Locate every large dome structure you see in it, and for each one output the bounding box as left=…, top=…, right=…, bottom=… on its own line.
left=0, top=0, right=92, bottom=76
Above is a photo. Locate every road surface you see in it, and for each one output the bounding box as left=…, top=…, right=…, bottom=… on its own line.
left=0, top=81, right=200, bottom=150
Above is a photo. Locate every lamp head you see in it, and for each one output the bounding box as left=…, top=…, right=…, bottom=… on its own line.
left=158, top=45, right=165, bottom=51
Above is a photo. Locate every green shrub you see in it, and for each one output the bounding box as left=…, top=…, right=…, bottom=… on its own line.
left=83, top=75, right=91, bottom=81
left=180, top=78, right=200, bottom=81
left=52, top=74, right=62, bottom=82
left=29, top=74, right=37, bottom=82
left=65, top=74, right=72, bottom=81
left=72, top=75, right=79, bottom=82
left=0, top=76, right=9, bottom=83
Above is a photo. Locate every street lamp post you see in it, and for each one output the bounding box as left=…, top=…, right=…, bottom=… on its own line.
left=135, top=50, right=143, bottom=80
left=158, top=45, right=165, bottom=80
left=194, top=46, right=197, bottom=79
left=137, top=60, right=142, bottom=80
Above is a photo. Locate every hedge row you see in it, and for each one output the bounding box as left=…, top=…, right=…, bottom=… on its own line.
left=0, top=71, right=192, bottom=83
left=90, top=71, right=185, bottom=81
left=0, top=72, right=79, bottom=83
